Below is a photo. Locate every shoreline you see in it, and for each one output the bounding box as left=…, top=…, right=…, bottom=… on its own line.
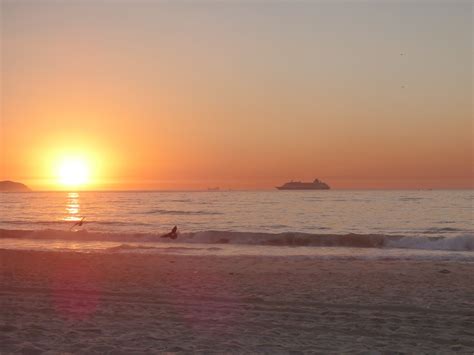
left=1, top=249, right=473, bottom=353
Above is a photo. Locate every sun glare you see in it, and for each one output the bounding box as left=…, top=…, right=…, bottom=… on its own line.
left=57, top=158, right=90, bottom=187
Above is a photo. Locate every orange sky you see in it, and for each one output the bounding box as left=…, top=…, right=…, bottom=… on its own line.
left=1, top=1, right=472, bottom=190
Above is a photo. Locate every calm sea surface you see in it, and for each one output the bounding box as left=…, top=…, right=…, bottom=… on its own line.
left=1, top=190, right=472, bottom=236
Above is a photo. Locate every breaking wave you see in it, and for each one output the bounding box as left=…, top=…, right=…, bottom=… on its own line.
left=384, top=234, right=473, bottom=251
left=106, top=244, right=213, bottom=252
left=1, top=229, right=472, bottom=252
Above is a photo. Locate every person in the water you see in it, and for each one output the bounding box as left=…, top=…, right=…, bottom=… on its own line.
left=70, top=217, right=85, bottom=231
left=161, top=226, right=178, bottom=239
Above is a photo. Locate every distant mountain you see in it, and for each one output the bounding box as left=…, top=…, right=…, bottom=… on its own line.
left=0, top=180, right=31, bottom=192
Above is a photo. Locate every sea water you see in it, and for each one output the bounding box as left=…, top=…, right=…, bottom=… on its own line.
left=0, top=190, right=472, bottom=257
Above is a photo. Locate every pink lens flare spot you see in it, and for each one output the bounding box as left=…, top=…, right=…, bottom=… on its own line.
left=50, top=259, right=102, bottom=321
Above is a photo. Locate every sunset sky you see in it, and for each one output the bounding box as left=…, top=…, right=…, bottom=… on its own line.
left=1, top=0, right=472, bottom=190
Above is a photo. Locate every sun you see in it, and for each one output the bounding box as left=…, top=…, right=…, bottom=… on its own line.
left=57, top=158, right=90, bottom=187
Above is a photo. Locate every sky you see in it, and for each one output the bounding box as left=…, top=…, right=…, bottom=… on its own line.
left=1, top=0, right=472, bottom=190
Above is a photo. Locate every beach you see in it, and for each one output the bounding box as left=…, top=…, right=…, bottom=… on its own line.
left=1, top=249, right=473, bottom=353
left=2, top=0, right=472, bottom=353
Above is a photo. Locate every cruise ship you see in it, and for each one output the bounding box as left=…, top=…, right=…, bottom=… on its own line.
left=276, top=178, right=330, bottom=190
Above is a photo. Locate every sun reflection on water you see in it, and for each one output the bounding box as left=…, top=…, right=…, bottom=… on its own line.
left=63, top=192, right=81, bottom=222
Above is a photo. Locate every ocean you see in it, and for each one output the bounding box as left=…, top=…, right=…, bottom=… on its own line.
left=0, top=190, right=472, bottom=258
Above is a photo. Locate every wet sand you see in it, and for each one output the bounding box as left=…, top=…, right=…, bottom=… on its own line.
left=1, top=249, right=473, bottom=353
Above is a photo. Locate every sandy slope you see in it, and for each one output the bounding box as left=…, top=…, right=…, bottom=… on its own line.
left=1, top=249, right=473, bottom=353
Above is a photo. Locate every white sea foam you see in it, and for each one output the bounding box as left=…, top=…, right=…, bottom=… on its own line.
left=385, top=234, right=474, bottom=251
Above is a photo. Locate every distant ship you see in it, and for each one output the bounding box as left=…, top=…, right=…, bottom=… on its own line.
left=276, top=178, right=330, bottom=190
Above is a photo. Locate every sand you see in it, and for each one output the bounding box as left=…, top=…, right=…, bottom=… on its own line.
left=1, top=249, right=473, bottom=353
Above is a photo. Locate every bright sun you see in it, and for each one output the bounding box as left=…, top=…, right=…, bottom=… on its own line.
left=57, top=158, right=90, bottom=186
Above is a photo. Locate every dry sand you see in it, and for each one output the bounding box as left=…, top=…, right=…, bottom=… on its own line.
left=1, top=249, right=473, bottom=353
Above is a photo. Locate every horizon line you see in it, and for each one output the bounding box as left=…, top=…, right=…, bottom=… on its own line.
left=2, top=187, right=472, bottom=193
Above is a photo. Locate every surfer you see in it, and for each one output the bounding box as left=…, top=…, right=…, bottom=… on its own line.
left=161, top=226, right=178, bottom=240
left=70, top=217, right=85, bottom=231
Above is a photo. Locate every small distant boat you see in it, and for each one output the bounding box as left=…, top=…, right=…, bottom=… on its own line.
left=276, top=178, right=330, bottom=190
left=207, top=187, right=220, bottom=191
